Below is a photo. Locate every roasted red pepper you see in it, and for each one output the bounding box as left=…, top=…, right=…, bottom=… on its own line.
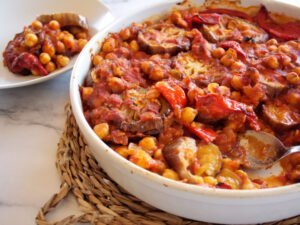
left=256, top=5, right=300, bottom=40
left=155, top=81, right=187, bottom=109
left=186, top=122, right=218, bottom=143
left=195, top=94, right=260, bottom=130
left=191, top=13, right=221, bottom=25
left=191, top=29, right=211, bottom=59
left=218, top=41, right=247, bottom=60
left=201, top=8, right=253, bottom=21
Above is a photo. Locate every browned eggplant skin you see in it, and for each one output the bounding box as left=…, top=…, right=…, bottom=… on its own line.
left=36, top=13, right=88, bottom=30
left=262, top=103, right=300, bottom=130
left=138, top=24, right=191, bottom=55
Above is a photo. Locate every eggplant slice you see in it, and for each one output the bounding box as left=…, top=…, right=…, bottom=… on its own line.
left=163, top=137, right=201, bottom=184
left=202, top=15, right=268, bottom=43
left=138, top=24, right=191, bottom=55
left=262, top=102, right=300, bottom=130
left=37, top=13, right=88, bottom=30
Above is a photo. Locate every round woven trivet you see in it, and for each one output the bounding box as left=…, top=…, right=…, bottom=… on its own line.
left=36, top=105, right=300, bottom=225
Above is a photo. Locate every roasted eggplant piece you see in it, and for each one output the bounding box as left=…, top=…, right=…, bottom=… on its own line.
left=138, top=24, right=190, bottom=55
left=163, top=137, right=200, bottom=183
left=37, top=13, right=88, bottom=30
left=262, top=102, right=300, bottom=130
left=202, top=15, right=268, bottom=43
left=120, top=117, right=163, bottom=135
left=197, top=143, right=222, bottom=176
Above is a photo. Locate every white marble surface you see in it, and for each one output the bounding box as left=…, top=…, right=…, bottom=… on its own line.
left=0, top=1, right=164, bottom=225
left=1, top=0, right=300, bottom=225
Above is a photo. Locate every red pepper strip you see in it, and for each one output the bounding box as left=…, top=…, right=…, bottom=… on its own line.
left=191, top=29, right=211, bottom=59
left=155, top=81, right=187, bottom=109
left=9, top=52, right=48, bottom=75
left=218, top=41, right=247, bottom=60
left=217, top=183, right=232, bottom=189
left=256, top=5, right=300, bottom=40
left=201, top=8, right=253, bottom=21
left=191, top=13, right=221, bottom=25
left=195, top=94, right=260, bottom=130
left=186, top=122, right=218, bottom=143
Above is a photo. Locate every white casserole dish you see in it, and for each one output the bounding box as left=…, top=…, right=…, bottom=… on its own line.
left=70, top=0, right=300, bottom=224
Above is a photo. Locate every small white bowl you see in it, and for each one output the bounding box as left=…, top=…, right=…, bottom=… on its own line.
left=70, top=1, right=300, bottom=224
left=0, top=0, right=114, bottom=89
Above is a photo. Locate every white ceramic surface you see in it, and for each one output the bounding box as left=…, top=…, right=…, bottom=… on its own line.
left=70, top=0, right=300, bottom=224
left=0, top=0, right=114, bottom=89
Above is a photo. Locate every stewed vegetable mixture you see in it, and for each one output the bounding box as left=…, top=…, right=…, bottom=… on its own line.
left=81, top=2, right=300, bottom=189
left=3, top=13, right=89, bottom=76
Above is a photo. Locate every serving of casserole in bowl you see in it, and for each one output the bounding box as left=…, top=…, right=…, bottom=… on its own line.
left=70, top=0, right=300, bottom=223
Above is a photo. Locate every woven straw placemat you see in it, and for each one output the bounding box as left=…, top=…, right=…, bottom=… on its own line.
left=35, top=105, right=300, bottom=225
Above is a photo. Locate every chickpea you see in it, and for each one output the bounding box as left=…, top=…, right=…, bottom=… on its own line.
left=93, top=123, right=109, bottom=139
left=43, top=43, right=55, bottom=57
left=265, top=55, right=279, bottom=69
left=48, top=20, right=60, bottom=30
left=212, top=47, right=226, bottom=58
left=78, top=39, right=88, bottom=50
left=119, top=28, right=131, bottom=40
left=105, top=53, right=117, bottom=60
left=281, top=55, right=291, bottom=67
left=226, top=48, right=237, bottom=59
left=45, top=61, right=56, bottom=73
left=107, top=77, right=125, bottom=93
left=75, top=32, right=88, bottom=39
left=207, top=82, right=219, bottom=93
left=58, top=32, right=65, bottom=41
left=170, top=11, right=188, bottom=28
left=140, top=61, right=153, bottom=74
left=231, top=91, right=241, bottom=101
left=129, top=149, right=153, bottom=169
left=169, top=69, right=181, bottom=79
left=39, top=53, right=51, bottom=65
left=181, top=107, right=198, bottom=124
left=81, top=87, right=93, bottom=100
left=63, top=36, right=75, bottom=49
left=287, top=72, right=300, bottom=85
left=154, top=149, right=163, bottom=160
left=162, top=169, right=179, bottom=180
left=102, top=38, right=116, bottom=53
left=219, top=85, right=230, bottom=96
left=248, top=68, right=260, bottom=84
left=187, top=87, right=204, bottom=103
left=203, top=176, right=218, bottom=186
left=285, top=92, right=300, bottom=105
left=31, top=69, right=39, bottom=76
left=92, top=55, right=103, bottom=66
left=56, top=55, right=70, bottom=67
left=231, top=75, right=243, bottom=90
left=293, top=67, right=300, bottom=75
left=115, top=146, right=134, bottom=158
left=112, top=65, right=124, bottom=77
left=278, top=45, right=290, bottom=53
left=139, top=137, right=157, bottom=151
left=220, top=54, right=235, bottom=67
left=24, top=33, right=38, bottom=47
left=149, top=67, right=164, bottom=81
left=231, top=61, right=245, bottom=71
left=31, top=20, right=43, bottom=30
left=129, top=40, right=139, bottom=52
left=266, top=38, right=278, bottom=46
left=267, top=45, right=277, bottom=52
left=56, top=41, right=65, bottom=54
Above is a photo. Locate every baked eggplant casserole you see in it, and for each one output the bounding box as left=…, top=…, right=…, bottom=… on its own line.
left=80, top=2, right=300, bottom=190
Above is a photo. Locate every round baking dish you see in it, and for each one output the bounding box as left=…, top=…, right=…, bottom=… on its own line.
left=70, top=0, right=300, bottom=224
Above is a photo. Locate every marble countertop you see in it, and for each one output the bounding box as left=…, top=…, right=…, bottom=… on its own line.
left=0, top=0, right=299, bottom=224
